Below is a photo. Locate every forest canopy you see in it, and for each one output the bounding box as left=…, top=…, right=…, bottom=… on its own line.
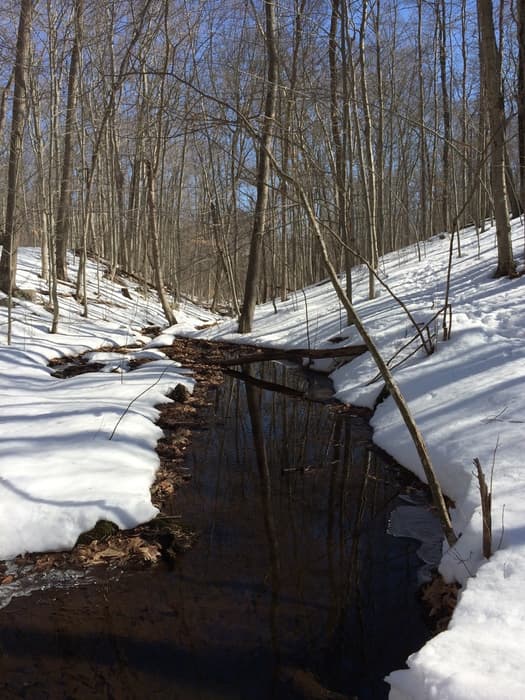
left=0, top=0, right=520, bottom=323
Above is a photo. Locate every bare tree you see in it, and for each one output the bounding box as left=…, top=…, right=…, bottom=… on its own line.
left=437, top=0, right=451, bottom=234
left=279, top=0, right=305, bottom=303
left=0, top=0, right=33, bottom=302
left=238, top=0, right=278, bottom=333
left=74, top=0, right=154, bottom=314
left=357, top=0, right=379, bottom=299
left=55, top=0, right=82, bottom=282
left=145, top=159, right=177, bottom=325
left=518, top=0, right=525, bottom=218
left=329, top=0, right=352, bottom=311
left=477, top=0, right=515, bottom=276
left=142, top=1, right=177, bottom=326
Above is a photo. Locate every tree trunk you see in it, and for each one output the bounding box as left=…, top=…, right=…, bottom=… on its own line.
left=437, top=0, right=451, bottom=233
left=145, top=160, right=177, bottom=326
left=329, top=0, right=352, bottom=316
left=55, top=0, right=82, bottom=281
left=238, top=0, right=278, bottom=333
left=518, top=0, right=525, bottom=218
left=358, top=0, right=379, bottom=299
left=477, top=0, right=515, bottom=276
left=75, top=0, right=154, bottom=306
left=0, top=0, right=33, bottom=297
left=417, top=0, right=429, bottom=241
left=296, top=185, right=457, bottom=548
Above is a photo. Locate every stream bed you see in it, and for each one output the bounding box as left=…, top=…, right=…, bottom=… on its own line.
left=0, top=359, right=434, bottom=699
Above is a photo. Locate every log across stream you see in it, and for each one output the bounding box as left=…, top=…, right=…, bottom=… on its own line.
left=0, top=355, right=435, bottom=699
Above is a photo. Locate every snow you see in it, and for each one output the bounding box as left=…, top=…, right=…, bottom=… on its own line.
left=1, top=218, right=525, bottom=698
left=0, top=250, right=214, bottom=560
left=164, top=220, right=525, bottom=700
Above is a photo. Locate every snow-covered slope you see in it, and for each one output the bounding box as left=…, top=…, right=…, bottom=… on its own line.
left=164, top=221, right=525, bottom=700
left=0, top=249, right=214, bottom=559
left=2, top=219, right=525, bottom=699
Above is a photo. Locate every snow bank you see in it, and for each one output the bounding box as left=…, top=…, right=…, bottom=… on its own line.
left=0, top=250, right=214, bottom=559
left=171, top=221, right=525, bottom=699
left=3, top=219, right=525, bottom=697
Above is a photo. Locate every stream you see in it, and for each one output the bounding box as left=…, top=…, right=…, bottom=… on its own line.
left=0, top=359, right=434, bottom=699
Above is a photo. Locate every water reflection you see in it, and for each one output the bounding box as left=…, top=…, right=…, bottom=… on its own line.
left=170, top=362, right=430, bottom=700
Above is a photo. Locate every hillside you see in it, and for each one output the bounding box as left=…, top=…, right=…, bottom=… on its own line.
left=165, top=220, right=525, bottom=700
left=0, top=249, right=214, bottom=560
left=0, top=218, right=524, bottom=699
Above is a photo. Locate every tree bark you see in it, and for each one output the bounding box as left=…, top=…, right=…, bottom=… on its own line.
left=55, top=0, right=82, bottom=281
left=297, top=186, right=457, bottom=547
left=477, top=0, right=515, bottom=276
left=329, top=0, right=352, bottom=315
left=0, top=0, right=33, bottom=297
left=517, top=0, right=525, bottom=217
left=238, top=0, right=278, bottom=333
left=358, top=0, right=379, bottom=299
left=216, top=344, right=366, bottom=366
left=145, top=160, right=177, bottom=326
left=437, top=0, right=451, bottom=233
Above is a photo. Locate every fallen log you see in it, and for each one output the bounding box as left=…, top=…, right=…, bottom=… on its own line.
left=223, top=368, right=306, bottom=397
left=216, top=344, right=367, bottom=367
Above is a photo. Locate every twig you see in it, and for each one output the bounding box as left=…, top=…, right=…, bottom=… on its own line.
left=497, top=504, right=506, bottom=552
left=109, top=364, right=175, bottom=440
left=301, top=288, right=311, bottom=352
left=490, top=436, right=500, bottom=496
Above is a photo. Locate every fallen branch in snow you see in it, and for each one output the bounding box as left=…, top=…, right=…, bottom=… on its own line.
left=216, top=345, right=367, bottom=366
left=366, top=303, right=451, bottom=385
left=367, top=339, right=428, bottom=385
left=474, top=457, right=492, bottom=559
left=109, top=363, right=176, bottom=440
left=322, top=227, right=438, bottom=355
left=293, top=183, right=458, bottom=548
left=482, top=407, right=525, bottom=424
left=223, top=368, right=306, bottom=398
left=224, top=123, right=457, bottom=546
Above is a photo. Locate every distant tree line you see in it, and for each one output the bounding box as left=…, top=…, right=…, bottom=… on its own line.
left=0, top=0, right=520, bottom=329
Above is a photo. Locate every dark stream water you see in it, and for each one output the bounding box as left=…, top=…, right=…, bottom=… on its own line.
left=0, top=361, right=432, bottom=700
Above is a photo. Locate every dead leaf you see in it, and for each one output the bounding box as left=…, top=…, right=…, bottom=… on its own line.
left=421, top=576, right=460, bottom=628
